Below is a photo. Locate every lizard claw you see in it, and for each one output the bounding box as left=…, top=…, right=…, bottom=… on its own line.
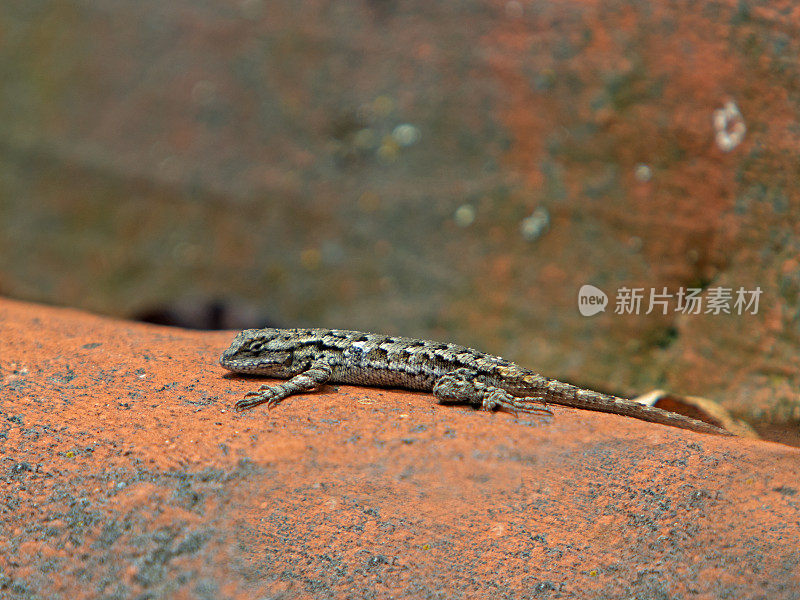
left=235, top=392, right=274, bottom=411
left=233, top=398, right=252, bottom=411
left=490, top=392, right=553, bottom=422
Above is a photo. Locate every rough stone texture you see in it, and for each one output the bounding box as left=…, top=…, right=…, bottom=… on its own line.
left=487, top=0, right=800, bottom=436
left=1, top=1, right=799, bottom=437
left=1, top=298, right=799, bottom=599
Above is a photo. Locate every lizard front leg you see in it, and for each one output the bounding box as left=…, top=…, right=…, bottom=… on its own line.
left=433, top=368, right=553, bottom=420
left=234, top=361, right=333, bottom=411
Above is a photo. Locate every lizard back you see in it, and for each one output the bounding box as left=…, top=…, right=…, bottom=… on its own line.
left=221, top=327, right=515, bottom=390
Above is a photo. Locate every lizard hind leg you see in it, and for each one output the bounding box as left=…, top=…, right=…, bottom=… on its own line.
left=433, top=370, right=553, bottom=422
left=432, top=369, right=483, bottom=405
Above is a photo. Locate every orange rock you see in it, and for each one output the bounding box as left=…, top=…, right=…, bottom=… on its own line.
left=1, top=298, right=799, bottom=598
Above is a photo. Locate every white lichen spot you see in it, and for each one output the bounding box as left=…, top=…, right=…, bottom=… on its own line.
left=713, top=101, right=746, bottom=152
left=634, top=163, right=652, bottom=182
left=392, top=124, right=421, bottom=147
left=454, top=204, right=476, bottom=227
left=520, top=207, right=550, bottom=241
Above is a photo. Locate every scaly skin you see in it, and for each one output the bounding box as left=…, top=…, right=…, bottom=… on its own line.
left=220, top=328, right=732, bottom=436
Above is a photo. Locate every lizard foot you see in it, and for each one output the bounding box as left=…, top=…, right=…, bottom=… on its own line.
left=480, top=389, right=553, bottom=421
left=234, top=389, right=282, bottom=411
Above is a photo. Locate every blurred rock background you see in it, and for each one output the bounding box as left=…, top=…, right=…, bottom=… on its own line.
left=1, top=0, right=799, bottom=436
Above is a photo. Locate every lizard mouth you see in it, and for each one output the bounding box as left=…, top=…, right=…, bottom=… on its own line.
left=219, top=352, right=243, bottom=371
left=219, top=348, right=294, bottom=374
left=219, top=347, right=255, bottom=372
left=220, top=355, right=269, bottom=374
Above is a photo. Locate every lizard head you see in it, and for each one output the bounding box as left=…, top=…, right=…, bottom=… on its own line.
left=219, top=329, right=299, bottom=377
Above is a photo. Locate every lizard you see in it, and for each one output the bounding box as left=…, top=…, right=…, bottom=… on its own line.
left=219, top=327, right=732, bottom=436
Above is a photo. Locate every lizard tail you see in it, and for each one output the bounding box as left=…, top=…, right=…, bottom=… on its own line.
left=549, top=384, right=733, bottom=436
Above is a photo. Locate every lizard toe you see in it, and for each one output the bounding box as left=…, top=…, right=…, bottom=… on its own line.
left=235, top=392, right=273, bottom=410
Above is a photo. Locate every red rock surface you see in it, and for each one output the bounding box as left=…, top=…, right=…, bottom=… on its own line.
left=1, top=298, right=799, bottom=599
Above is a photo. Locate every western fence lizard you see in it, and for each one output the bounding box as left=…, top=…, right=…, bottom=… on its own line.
left=220, top=328, right=731, bottom=436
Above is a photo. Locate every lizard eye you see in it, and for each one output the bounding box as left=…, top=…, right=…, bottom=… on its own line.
left=247, top=340, right=264, bottom=353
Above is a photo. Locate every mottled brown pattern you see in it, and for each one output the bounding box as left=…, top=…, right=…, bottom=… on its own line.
left=221, top=328, right=731, bottom=435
